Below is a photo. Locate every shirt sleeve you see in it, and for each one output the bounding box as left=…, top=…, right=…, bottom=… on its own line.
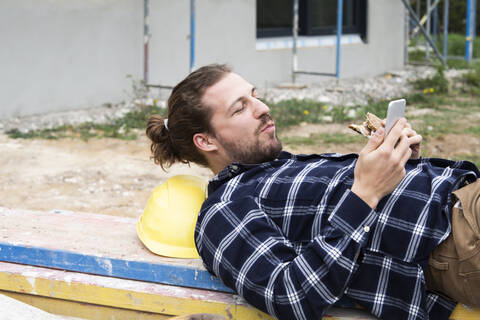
left=195, top=190, right=378, bottom=320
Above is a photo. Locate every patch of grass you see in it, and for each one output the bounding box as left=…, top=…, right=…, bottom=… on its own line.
left=415, top=114, right=458, bottom=138
left=354, top=92, right=448, bottom=121
left=269, top=99, right=327, bottom=129
left=463, top=70, right=480, bottom=87
left=441, top=33, right=480, bottom=59
left=447, top=59, right=470, bottom=69
left=271, top=90, right=465, bottom=134
left=446, top=59, right=480, bottom=71
left=460, top=63, right=480, bottom=95
left=6, top=105, right=166, bottom=141
left=410, top=65, right=449, bottom=94
left=281, top=135, right=318, bottom=146
left=331, top=105, right=349, bottom=123
left=408, top=50, right=426, bottom=62
left=319, top=133, right=364, bottom=144
left=282, top=133, right=364, bottom=147
left=405, top=93, right=429, bottom=105
left=409, top=94, right=456, bottom=110
left=466, top=125, right=480, bottom=136
left=410, top=34, right=480, bottom=61
left=356, top=100, right=388, bottom=119
left=6, top=126, right=69, bottom=140
left=442, top=34, right=467, bottom=57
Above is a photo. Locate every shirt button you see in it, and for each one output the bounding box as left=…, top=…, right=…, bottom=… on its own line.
left=231, top=165, right=239, bottom=171
left=363, top=225, right=370, bottom=233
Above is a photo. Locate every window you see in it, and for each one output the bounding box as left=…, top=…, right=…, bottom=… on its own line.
left=257, top=0, right=367, bottom=40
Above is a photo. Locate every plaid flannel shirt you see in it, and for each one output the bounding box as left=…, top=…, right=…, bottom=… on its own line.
left=195, top=152, right=479, bottom=320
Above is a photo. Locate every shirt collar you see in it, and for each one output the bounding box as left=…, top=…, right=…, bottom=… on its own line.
left=208, top=151, right=295, bottom=194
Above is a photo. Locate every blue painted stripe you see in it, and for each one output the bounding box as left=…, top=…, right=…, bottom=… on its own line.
left=0, top=242, right=233, bottom=293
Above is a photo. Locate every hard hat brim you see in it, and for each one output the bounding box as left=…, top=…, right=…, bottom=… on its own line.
left=137, top=215, right=201, bottom=259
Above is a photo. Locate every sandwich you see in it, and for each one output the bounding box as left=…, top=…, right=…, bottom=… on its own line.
left=348, top=112, right=383, bottom=138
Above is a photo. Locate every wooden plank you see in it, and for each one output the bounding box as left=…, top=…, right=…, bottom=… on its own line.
left=1, top=254, right=478, bottom=319
left=0, top=207, right=231, bottom=293
left=2, top=291, right=171, bottom=320
left=0, top=292, right=80, bottom=320
left=0, top=207, right=201, bottom=268
left=0, top=261, right=376, bottom=319
left=0, top=261, right=273, bottom=319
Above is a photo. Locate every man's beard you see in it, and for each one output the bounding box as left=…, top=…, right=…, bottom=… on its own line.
left=217, top=114, right=283, bottom=164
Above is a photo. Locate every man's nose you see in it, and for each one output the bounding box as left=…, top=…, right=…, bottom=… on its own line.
left=252, top=98, right=270, bottom=118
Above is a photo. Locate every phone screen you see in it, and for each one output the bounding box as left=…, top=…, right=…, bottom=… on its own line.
left=385, top=99, right=406, bottom=136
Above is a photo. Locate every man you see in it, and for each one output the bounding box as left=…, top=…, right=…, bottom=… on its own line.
left=146, top=64, right=480, bottom=320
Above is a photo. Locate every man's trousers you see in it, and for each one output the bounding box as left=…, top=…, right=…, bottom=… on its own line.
left=425, top=179, right=480, bottom=307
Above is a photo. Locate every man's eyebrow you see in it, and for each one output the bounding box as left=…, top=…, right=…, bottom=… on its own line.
left=227, top=86, right=255, bottom=111
left=227, top=97, right=243, bottom=112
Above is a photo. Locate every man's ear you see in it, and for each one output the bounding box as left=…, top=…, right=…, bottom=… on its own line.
left=193, top=132, right=218, bottom=152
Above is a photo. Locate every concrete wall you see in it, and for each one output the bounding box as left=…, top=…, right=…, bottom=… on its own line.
left=0, top=0, right=143, bottom=118
left=0, top=0, right=405, bottom=119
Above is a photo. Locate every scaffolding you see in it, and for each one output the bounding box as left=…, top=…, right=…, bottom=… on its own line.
left=143, top=0, right=478, bottom=90
left=142, top=0, right=196, bottom=91
left=291, top=0, right=479, bottom=83
left=404, top=0, right=478, bottom=65
left=291, top=0, right=344, bottom=82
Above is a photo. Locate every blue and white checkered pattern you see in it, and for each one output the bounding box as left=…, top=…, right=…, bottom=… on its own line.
left=195, top=152, right=479, bottom=320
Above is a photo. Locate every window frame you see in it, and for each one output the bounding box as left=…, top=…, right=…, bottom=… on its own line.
left=256, top=0, right=368, bottom=40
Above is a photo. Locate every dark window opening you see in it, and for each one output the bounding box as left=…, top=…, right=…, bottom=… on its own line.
left=257, top=0, right=367, bottom=40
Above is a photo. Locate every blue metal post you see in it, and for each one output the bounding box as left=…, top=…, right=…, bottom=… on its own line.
left=426, top=0, right=431, bottom=59
left=416, top=0, right=421, bottom=44
left=292, top=0, right=299, bottom=83
left=433, top=4, right=438, bottom=43
left=335, top=0, right=343, bottom=79
left=473, top=0, right=478, bottom=56
left=474, top=0, right=478, bottom=40
left=443, top=0, right=449, bottom=61
left=466, top=0, right=473, bottom=62
left=143, top=0, right=150, bottom=83
left=190, top=0, right=195, bottom=72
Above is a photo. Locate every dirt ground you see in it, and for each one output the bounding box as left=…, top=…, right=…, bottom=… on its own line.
left=0, top=133, right=212, bottom=218
left=1, top=122, right=479, bottom=219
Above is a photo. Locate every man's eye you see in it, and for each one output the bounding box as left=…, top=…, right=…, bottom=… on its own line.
left=233, top=105, right=245, bottom=114
left=252, top=88, right=258, bottom=98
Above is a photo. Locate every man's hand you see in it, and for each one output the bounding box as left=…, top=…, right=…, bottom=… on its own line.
left=404, top=122, right=421, bottom=159
left=351, top=118, right=423, bottom=209
left=381, top=119, right=421, bottom=159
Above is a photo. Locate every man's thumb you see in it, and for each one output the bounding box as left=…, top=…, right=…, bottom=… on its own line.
left=365, top=128, right=384, bottom=151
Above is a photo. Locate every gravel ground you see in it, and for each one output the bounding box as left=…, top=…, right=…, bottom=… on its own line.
left=1, top=65, right=467, bottom=134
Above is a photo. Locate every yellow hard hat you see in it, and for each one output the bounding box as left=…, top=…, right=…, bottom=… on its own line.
left=137, top=175, right=207, bottom=259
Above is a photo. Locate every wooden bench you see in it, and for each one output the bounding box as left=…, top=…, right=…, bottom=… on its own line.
left=0, top=207, right=477, bottom=319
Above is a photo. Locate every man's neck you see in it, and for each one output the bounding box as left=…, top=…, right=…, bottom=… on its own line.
left=205, top=153, right=232, bottom=176
left=210, top=160, right=231, bottom=176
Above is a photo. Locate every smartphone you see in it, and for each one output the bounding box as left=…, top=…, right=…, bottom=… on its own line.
left=385, top=99, right=406, bottom=136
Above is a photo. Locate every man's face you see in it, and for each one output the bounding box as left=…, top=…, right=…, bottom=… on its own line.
left=202, top=72, right=282, bottom=165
